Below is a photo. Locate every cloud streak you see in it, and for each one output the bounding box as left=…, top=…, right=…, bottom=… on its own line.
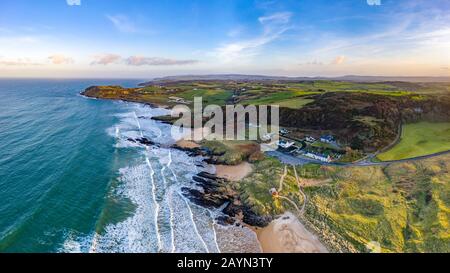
left=215, top=12, right=292, bottom=62
left=331, top=56, right=346, bottom=65
left=48, top=54, right=74, bottom=65
left=106, top=14, right=137, bottom=33
left=91, top=54, right=122, bottom=65
left=66, top=0, right=81, bottom=6
left=89, top=54, right=199, bottom=66
left=0, top=58, right=42, bottom=66
left=125, top=56, right=199, bottom=66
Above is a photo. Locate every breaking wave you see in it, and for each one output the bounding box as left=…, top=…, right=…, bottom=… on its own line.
left=60, top=102, right=260, bottom=253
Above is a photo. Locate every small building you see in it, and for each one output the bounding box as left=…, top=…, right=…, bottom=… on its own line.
left=168, top=96, right=191, bottom=104
left=320, top=135, right=336, bottom=144
left=277, top=140, right=295, bottom=149
left=304, top=152, right=332, bottom=163
left=269, top=188, right=279, bottom=197
left=168, top=96, right=183, bottom=101
left=305, top=136, right=316, bottom=143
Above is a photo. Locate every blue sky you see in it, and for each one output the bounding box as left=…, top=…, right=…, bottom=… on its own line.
left=0, top=0, right=449, bottom=78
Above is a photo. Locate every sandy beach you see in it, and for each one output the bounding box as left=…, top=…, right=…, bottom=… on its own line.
left=214, top=162, right=253, bottom=182
left=257, top=212, right=328, bottom=253
left=215, top=223, right=262, bottom=253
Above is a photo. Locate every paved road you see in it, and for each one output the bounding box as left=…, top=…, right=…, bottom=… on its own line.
left=267, top=149, right=450, bottom=167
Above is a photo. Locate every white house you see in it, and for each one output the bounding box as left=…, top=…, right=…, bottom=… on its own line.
left=320, top=135, right=336, bottom=144
left=304, top=152, right=332, bottom=162
left=168, top=96, right=191, bottom=104
left=277, top=140, right=295, bottom=149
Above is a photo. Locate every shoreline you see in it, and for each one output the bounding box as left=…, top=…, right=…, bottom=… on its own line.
left=81, top=91, right=327, bottom=253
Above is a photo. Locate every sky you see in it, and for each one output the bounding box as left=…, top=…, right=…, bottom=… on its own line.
left=0, top=0, right=449, bottom=78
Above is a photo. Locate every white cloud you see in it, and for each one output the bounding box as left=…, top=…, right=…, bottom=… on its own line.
left=91, top=54, right=122, bottom=65
left=214, top=12, right=292, bottom=63
left=331, top=56, right=346, bottom=65
left=366, top=0, right=381, bottom=6
left=0, top=57, right=42, bottom=66
left=66, top=0, right=81, bottom=6
left=258, top=12, right=291, bottom=25
left=48, top=54, right=74, bottom=65
left=125, top=56, right=198, bottom=66
left=299, top=60, right=324, bottom=66
left=106, top=15, right=137, bottom=33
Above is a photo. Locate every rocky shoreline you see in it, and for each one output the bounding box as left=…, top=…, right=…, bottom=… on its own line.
left=173, top=143, right=273, bottom=227
left=126, top=136, right=272, bottom=228
left=82, top=88, right=272, bottom=227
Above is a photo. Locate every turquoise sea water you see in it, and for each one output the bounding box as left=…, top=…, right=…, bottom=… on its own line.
left=0, top=79, right=138, bottom=252
left=0, top=79, right=260, bottom=253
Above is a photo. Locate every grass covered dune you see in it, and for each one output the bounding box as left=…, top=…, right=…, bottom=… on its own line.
left=237, top=154, right=450, bottom=253
left=378, top=122, right=450, bottom=161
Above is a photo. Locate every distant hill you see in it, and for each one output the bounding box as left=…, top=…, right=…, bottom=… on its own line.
left=140, top=74, right=450, bottom=85
left=335, top=75, right=450, bottom=83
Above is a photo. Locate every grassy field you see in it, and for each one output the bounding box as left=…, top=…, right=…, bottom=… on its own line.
left=201, top=140, right=262, bottom=165
left=276, top=98, right=315, bottom=109
left=178, top=88, right=232, bottom=106
left=377, top=122, right=450, bottom=161
left=302, top=154, right=450, bottom=253
left=233, top=153, right=450, bottom=253
left=236, top=157, right=304, bottom=215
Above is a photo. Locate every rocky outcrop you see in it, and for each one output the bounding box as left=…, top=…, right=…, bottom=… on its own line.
left=127, top=137, right=160, bottom=147
left=184, top=171, right=272, bottom=227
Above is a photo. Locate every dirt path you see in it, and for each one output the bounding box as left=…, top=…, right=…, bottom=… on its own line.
left=276, top=165, right=305, bottom=215
left=278, top=165, right=288, bottom=192
left=292, top=165, right=307, bottom=215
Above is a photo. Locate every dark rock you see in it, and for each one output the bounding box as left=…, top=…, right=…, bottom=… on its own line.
left=183, top=169, right=272, bottom=227
left=135, top=137, right=159, bottom=147
left=197, top=171, right=218, bottom=180
left=181, top=187, right=228, bottom=208
left=216, top=215, right=235, bottom=226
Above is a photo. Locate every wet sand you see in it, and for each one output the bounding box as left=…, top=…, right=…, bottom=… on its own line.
left=257, top=212, right=328, bottom=253
left=214, top=162, right=253, bottom=182
left=215, top=223, right=262, bottom=253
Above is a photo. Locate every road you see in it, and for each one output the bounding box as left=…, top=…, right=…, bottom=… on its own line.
left=267, top=149, right=450, bottom=167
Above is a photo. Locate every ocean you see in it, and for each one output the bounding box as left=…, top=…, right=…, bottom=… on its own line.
left=0, top=79, right=260, bottom=253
